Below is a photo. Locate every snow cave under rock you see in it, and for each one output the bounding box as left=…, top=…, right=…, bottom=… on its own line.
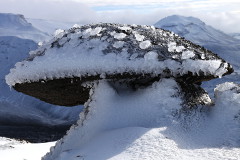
left=5, top=23, right=237, bottom=160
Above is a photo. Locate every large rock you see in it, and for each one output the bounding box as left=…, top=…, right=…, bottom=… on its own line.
left=6, top=23, right=233, bottom=106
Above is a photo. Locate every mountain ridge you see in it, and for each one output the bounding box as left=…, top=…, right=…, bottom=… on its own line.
left=0, top=13, right=49, bottom=42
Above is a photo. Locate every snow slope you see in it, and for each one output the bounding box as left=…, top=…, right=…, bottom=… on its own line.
left=43, top=80, right=240, bottom=160
left=0, top=13, right=49, bottom=42
left=0, top=36, right=82, bottom=126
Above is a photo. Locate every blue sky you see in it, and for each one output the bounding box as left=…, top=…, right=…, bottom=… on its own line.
left=0, top=0, right=239, bottom=33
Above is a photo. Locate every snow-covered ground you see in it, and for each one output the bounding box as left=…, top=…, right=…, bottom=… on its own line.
left=43, top=80, right=240, bottom=160
left=0, top=137, right=54, bottom=160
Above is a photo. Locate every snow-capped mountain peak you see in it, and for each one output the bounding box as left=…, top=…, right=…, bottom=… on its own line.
left=0, top=13, right=49, bottom=42
left=155, top=15, right=237, bottom=44
left=156, top=15, right=205, bottom=29
left=0, top=13, right=32, bottom=29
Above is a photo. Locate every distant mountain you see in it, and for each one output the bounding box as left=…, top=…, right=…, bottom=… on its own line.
left=0, top=36, right=82, bottom=126
left=27, top=18, right=75, bottom=35
left=0, top=13, right=49, bottom=42
left=155, top=15, right=240, bottom=69
left=229, top=33, right=240, bottom=40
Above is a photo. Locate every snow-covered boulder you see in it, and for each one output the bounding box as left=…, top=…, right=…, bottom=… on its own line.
left=5, top=23, right=233, bottom=106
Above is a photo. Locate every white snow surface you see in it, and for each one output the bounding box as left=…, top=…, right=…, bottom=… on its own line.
left=182, top=50, right=195, bottom=59
left=168, top=41, right=185, bottom=52
left=134, top=33, right=144, bottom=41
left=43, top=79, right=240, bottom=160
left=113, top=32, right=127, bottom=39
left=139, top=40, right=151, bottom=49
left=0, top=137, right=55, bottom=160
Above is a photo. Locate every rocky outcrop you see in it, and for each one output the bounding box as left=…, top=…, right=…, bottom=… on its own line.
left=6, top=23, right=233, bottom=106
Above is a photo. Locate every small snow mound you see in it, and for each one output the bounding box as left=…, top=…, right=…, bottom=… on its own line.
left=182, top=51, right=195, bottom=59
left=144, top=51, right=158, bottom=61
left=38, top=41, right=43, bottom=46
left=90, top=27, right=102, bottom=36
left=113, top=33, right=127, bottom=40
left=82, top=27, right=102, bottom=38
left=54, top=29, right=64, bottom=38
left=113, top=41, right=125, bottom=48
left=118, top=26, right=132, bottom=31
left=139, top=40, right=151, bottom=49
left=168, top=42, right=185, bottom=52
left=134, top=33, right=145, bottom=41
left=72, top=24, right=81, bottom=28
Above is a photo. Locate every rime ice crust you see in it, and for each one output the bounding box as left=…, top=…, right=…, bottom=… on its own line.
left=6, top=23, right=232, bottom=86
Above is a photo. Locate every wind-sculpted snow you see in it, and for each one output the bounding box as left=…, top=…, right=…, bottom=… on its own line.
left=43, top=80, right=240, bottom=160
